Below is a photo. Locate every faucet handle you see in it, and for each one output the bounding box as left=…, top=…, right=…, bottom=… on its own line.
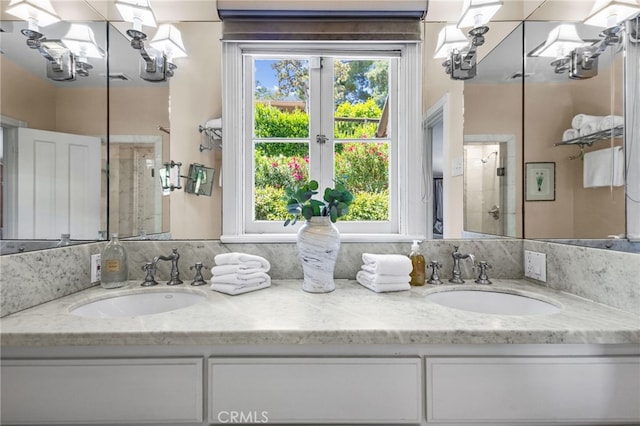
left=475, top=260, right=492, bottom=285
left=427, top=260, right=443, bottom=285
left=189, top=262, right=208, bottom=286
left=141, top=262, right=159, bottom=287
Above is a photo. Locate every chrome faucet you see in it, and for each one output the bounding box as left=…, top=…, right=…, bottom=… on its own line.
left=449, top=246, right=475, bottom=284
left=153, top=248, right=183, bottom=285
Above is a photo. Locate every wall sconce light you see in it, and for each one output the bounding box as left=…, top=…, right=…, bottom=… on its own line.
left=115, top=1, right=187, bottom=82
left=149, top=24, right=187, bottom=78
left=4, top=0, right=77, bottom=81
left=6, top=0, right=60, bottom=43
left=584, top=0, right=640, bottom=28
left=435, top=0, right=503, bottom=80
left=115, top=0, right=165, bottom=82
left=532, top=1, right=640, bottom=80
left=61, top=24, right=104, bottom=77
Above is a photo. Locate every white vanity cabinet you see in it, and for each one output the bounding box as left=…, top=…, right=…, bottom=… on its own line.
left=208, top=357, right=422, bottom=424
left=0, top=358, right=203, bottom=425
left=425, top=356, right=640, bottom=424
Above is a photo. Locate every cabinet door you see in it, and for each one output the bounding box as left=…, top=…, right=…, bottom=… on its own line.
left=209, top=357, right=421, bottom=424
left=1, top=358, right=203, bottom=424
left=426, top=356, right=640, bottom=423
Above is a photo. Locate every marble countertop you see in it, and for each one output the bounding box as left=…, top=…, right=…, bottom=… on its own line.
left=1, top=279, right=638, bottom=347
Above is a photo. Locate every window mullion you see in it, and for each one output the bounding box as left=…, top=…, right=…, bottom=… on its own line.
left=319, top=56, right=336, bottom=192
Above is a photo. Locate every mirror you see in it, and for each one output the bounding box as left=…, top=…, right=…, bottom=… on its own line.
left=464, top=23, right=524, bottom=238
left=107, top=22, right=170, bottom=240
left=0, top=16, right=108, bottom=254
left=2, top=0, right=635, bottom=255
left=522, top=20, right=625, bottom=241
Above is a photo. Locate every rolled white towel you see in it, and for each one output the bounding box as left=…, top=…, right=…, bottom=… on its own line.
left=210, top=280, right=270, bottom=295
left=361, top=253, right=413, bottom=276
left=572, top=114, right=603, bottom=130
left=211, top=264, right=267, bottom=276
left=562, top=128, right=579, bottom=142
left=356, top=270, right=411, bottom=285
left=579, top=120, right=601, bottom=137
left=356, top=271, right=410, bottom=293
left=214, top=252, right=271, bottom=271
left=598, top=115, right=624, bottom=131
left=211, top=272, right=271, bottom=287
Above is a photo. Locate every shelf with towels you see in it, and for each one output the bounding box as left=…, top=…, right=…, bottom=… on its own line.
left=554, top=124, right=624, bottom=147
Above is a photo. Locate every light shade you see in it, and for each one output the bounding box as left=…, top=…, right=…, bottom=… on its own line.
left=457, top=0, right=504, bottom=29
left=5, top=0, right=60, bottom=28
left=535, top=24, right=585, bottom=58
left=584, top=0, right=640, bottom=28
left=62, top=24, right=104, bottom=59
left=149, top=24, right=187, bottom=61
left=115, top=0, right=157, bottom=29
left=434, top=25, right=469, bottom=59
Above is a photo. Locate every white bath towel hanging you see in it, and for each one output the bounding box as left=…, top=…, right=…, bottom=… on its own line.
left=583, top=146, right=625, bottom=188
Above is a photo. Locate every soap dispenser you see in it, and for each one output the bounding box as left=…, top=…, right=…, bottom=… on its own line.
left=408, top=240, right=426, bottom=286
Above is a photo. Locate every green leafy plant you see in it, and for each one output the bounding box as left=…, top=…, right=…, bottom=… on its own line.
left=284, top=179, right=354, bottom=226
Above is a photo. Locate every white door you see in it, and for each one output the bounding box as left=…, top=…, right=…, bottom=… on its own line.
left=4, top=128, right=101, bottom=239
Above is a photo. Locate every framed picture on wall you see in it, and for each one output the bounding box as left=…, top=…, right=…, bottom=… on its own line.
left=525, top=162, right=555, bottom=201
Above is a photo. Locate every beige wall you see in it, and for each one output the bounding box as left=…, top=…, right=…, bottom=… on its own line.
left=0, top=58, right=57, bottom=130
left=169, top=22, right=223, bottom=240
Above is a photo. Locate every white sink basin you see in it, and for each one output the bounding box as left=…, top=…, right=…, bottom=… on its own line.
left=426, top=288, right=561, bottom=315
left=70, top=290, right=206, bottom=318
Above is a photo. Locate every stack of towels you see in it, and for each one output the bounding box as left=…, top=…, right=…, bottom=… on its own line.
left=356, top=253, right=413, bottom=293
left=210, top=252, right=271, bottom=295
left=562, top=114, right=624, bottom=141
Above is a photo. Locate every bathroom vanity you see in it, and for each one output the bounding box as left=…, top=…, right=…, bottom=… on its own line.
left=1, top=279, right=639, bottom=425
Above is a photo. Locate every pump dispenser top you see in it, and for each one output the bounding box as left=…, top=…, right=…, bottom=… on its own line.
left=408, top=240, right=426, bottom=286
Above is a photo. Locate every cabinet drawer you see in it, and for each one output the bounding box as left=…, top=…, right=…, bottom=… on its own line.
left=209, top=357, right=421, bottom=424
left=426, top=356, right=640, bottom=423
left=1, top=358, right=203, bottom=424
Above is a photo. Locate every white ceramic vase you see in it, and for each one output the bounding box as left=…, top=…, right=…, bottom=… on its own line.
left=296, top=216, right=340, bottom=293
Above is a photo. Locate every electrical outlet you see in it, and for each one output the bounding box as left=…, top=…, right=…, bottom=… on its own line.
left=524, top=250, right=546, bottom=282
left=91, top=254, right=101, bottom=283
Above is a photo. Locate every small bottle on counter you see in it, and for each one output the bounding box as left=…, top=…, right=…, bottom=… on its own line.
left=408, top=240, right=426, bottom=286
left=100, top=233, right=128, bottom=289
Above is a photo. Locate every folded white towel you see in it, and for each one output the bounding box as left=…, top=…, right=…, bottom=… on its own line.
left=579, top=120, right=601, bottom=137
left=583, top=146, right=625, bottom=188
left=214, top=252, right=271, bottom=271
left=572, top=114, right=603, bottom=130
left=356, top=271, right=410, bottom=293
left=361, top=253, right=413, bottom=275
left=211, top=272, right=271, bottom=287
left=356, top=270, right=411, bottom=285
left=211, top=264, right=267, bottom=276
left=562, top=128, right=579, bottom=142
left=210, top=280, right=271, bottom=295
left=598, top=115, right=624, bottom=131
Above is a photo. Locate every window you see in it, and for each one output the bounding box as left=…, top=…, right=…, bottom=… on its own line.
left=222, top=42, right=424, bottom=242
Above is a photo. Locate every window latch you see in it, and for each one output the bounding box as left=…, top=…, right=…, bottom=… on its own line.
left=316, top=134, right=327, bottom=144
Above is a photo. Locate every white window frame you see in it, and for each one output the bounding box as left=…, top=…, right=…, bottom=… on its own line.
left=221, top=41, right=425, bottom=243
